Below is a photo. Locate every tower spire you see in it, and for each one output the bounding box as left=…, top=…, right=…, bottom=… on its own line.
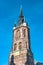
left=20, top=5, right=23, bottom=17
left=18, top=6, right=24, bottom=25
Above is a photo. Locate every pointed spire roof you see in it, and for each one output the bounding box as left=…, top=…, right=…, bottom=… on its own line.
left=19, top=5, right=23, bottom=17
left=18, top=6, right=24, bottom=25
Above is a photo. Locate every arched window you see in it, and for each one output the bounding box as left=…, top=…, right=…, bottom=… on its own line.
left=19, top=42, right=22, bottom=50
left=26, top=42, right=27, bottom=48
left=11, top=55, right=14, bottom=62
left=10, top=55, right=15, bottom=65
left=14, top=43, right=17, bottom=51
left=15, top=30, right=21, bottom=40
left=17, top=30, right=21, bottom=38
left=23, top=29, right=26, bottom=37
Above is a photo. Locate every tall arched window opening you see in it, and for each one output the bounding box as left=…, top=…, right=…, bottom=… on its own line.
left=19, top=42, right=22, bottom=50
left=23, top=29, right=26, bottom=37
left=14, top=43, right=17, bottom=51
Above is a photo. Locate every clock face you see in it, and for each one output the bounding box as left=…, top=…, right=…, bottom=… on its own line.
left=14, top=50, right=20, bottom=56
left=15, top=29, right=21, bottom=40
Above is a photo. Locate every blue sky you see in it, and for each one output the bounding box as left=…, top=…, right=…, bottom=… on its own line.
left=0, top=0, right=43, bottom=65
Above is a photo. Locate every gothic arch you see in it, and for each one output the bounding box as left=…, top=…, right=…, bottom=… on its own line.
left=23, top=29, right=26, bottom=37
left=17, top=29, right=21, bottom=39
left=10, top=55, right=15, bottom=65
left=14, top=43, right=17, bottom=51
left=19, top=42, right=22, bottom=50
left=11, top=55, right=14, bottom=62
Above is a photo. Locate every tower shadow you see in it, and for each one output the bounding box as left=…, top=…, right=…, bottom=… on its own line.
left=25, top=50, right=34, bottom=65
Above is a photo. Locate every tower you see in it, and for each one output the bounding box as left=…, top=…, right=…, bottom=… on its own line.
left=9, top=7, right=34, bottom=65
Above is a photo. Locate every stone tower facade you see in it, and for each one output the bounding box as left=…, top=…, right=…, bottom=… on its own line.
left=9, top=8, right=34, bottom=65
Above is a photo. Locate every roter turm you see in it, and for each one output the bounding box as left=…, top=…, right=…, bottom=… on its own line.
left=8, top=7, right=34, bottom=65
